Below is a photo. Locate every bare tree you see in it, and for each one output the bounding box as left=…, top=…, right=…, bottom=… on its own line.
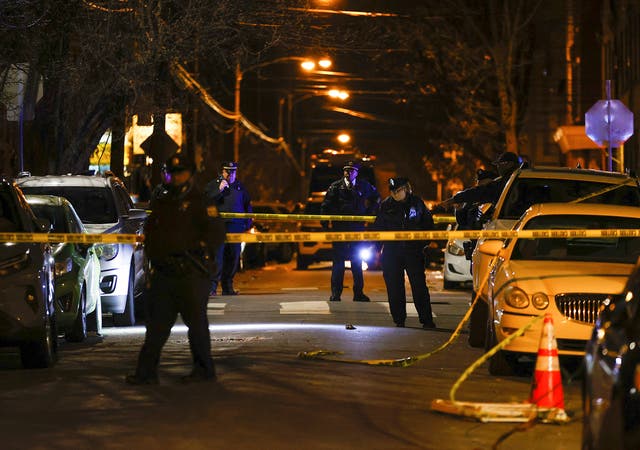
left=0, top=0, right=309, bottom=175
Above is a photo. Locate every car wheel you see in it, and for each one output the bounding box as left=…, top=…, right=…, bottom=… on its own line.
left=87, top=295, right=102, bottom=334
left=296, top=253, right=309, bottom=270
left=113, top=264, right=135, bottom=327
left=485, top=316, right=515, bottom=376
left=443, top=279, right=456, bottom=290
left=468, top=293, right=487, bottom=348
left=66, top=285, right=87, bottom=342
left=20, top=312, right=58, bottom=369
left=276, top=243, right=294, bottom=263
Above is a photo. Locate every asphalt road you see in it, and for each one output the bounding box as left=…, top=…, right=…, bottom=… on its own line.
left=0, top=262, right=583, bottom=450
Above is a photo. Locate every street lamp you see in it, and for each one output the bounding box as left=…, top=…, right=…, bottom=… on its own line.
left=233, top=56, right=332, bottom=163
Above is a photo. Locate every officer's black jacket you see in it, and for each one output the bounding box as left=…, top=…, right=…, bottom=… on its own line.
left=144, top=182, right=225, bottom=266
left=373, top=193, right=434, bottom=252
left=321, top=177, right=380, bottom=231
left=205, top=177, right=252, bottom=233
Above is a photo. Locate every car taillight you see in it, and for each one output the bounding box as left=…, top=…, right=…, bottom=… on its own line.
left=635, top=364, right=640, bottom=393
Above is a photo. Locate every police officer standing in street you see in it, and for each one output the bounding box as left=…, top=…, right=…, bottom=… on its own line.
left=126, top=152, right=225, bottom=385
left=321, top=161, right=380, bottom=302
left=373, top=177, right=436, bottom=329
left=205, top=161, right=252, bottom=296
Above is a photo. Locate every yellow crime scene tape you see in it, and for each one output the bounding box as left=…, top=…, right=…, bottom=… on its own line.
left=3, top=227, right=638, bottom=245
left=220, top=212, right=456, bottom=224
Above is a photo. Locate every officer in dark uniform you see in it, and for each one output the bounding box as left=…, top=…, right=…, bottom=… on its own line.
left=321, top=161, right=380, bottom=302
left=205, top=161, right=252, bottom=295
left=373, top=177, right=436, bottom=328
left=126, top=152, right=225, bottom=385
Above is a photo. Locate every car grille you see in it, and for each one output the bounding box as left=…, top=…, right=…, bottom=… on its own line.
left=555, top=293, right=622, bottom=324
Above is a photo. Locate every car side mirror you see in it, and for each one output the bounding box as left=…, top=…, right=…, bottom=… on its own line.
left=478, top=239, right=504, bottom=256
left=124, top=208, right=147, bottom=221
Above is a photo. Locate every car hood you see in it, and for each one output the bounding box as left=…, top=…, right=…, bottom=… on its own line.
left=496, top=260, right=633, bottom=295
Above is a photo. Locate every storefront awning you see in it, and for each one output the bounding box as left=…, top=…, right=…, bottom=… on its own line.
left=553, top=125, right=604, bottom=153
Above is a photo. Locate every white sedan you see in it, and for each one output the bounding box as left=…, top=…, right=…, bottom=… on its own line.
left=479, top=203, right=640, bottom=375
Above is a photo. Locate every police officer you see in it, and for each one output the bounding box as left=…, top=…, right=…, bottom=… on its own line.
left=321, top=161, right=380, bottom=302
left=441, top=151, right=522, bottom=208
left=205, top=161, right=252, bottom=295
left=373, top=177, right=436, bottom=328
left=126, top=152, right=225, bottom=385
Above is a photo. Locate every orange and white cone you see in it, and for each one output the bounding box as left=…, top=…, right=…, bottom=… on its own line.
left=529, top=314, right=565, bottom=410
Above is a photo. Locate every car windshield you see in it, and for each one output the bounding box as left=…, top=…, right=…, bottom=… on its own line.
left=0, top=190, right=20, bottom=232
left=19, top=186, right=118, bottom=224
left=29, top=204, right=70, bottom=233
left=512, top=215, right=640, bottom=263
left=500, top=178, right=640, bottom=219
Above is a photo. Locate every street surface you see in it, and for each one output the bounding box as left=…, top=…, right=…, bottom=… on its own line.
left=0, top=261, right=583, bottom=450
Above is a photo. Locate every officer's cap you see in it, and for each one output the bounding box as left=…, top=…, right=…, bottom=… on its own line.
left=222, top=161, right=238, bottom=171
left=492, top=151, right=521, bottom=165
left=388, top=177, right=410, bottom=191
left=343, top=161, right=360, bottom=171
left=165, top=152, right=193, bottom=174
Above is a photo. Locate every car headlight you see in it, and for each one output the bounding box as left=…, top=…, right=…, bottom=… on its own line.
left=531, top=292, right=549, bottom=310
left=98, top=243, right=119, bottom=261
left=446, top=241, right=465, bottom=256
left=54, top=257, right=73, bottom=276
left=503, top=285, right=529, bottom=308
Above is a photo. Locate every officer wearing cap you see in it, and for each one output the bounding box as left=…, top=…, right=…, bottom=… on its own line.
left=441, top=151, right=523, bottom=209
left=321, top=160, right=380, bottom=302
left=373, top=177, right=436, bottom=328
left=127, top=151, right=226, bottom=385
left=205, top=161, right=252, bottom=295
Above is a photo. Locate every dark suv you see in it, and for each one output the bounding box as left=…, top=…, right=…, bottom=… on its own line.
left=17, top=174, right=147, bottom=326
left=0, top=178, right=57, bottom=368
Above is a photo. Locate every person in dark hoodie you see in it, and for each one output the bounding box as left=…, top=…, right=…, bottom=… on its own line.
left=373, top=177, right=436, bottom=329
left=205, top=161, right=252, bottom=296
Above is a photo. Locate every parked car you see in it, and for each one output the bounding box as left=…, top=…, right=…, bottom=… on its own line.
left=469, top=166, right=640, bottom=347
left=583, top=260, right=640, bottom=450
left=0, top=179, right=57, bottom=368
left=16, top=173, right=147, bottom=326
left=25, top=195, right=102, bottom=341
left=242, top=201, right=298, bottom=268
left=478, top=202, right=640, bottom=375
left=443, top=237, right=472, bottom=289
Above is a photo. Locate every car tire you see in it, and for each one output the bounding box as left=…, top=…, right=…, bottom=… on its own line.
left=485, top=317, right=515, bottom=376
left=296, top=253, right=309, bottom=270
left=468, top=293, right=487, bottom=348
left=276, top=243, right=294, bottom=263
left=443, top=279, right=456, bottom=290
left=113, top=264, right=135, bottom=327
left=66, top=285, right=87, bottom=342
left=20, top=312, right=58, bottom=369
left=87, top=295, right=102, bottom=334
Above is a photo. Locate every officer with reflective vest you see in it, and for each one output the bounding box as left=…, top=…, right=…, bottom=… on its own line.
left=373, top=177, right=436, bottom=329
left=126, top=152, right=225, bottom=384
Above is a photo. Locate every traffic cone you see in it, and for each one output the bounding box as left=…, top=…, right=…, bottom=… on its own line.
left=529, top=314, right=565, bottom=410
